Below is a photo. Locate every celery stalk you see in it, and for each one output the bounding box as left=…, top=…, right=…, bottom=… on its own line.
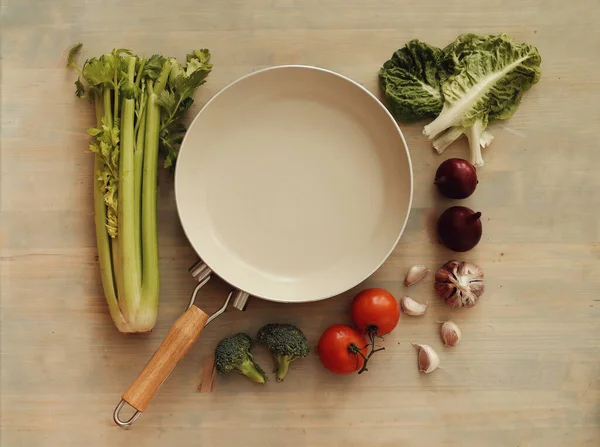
left=154, top=60, right=171, bottom=96
left=101, top=88, right=125, bottom=304
left=103, top=88, right=113, bottom=127
left=137, top=64, right=170, bottom=328
left=118, top=56, right=144, bottom=325
left=93, top=93, right=133, bottom=333
left=135, top=57, right=146, bottom=88
left=113, top=65, right=119, bottom=125
left=133, top=61, right=147, bottom=278
left=68, top=44, right=213, bottom=333
left=111, top=239, right=124, bottom=304
left=133, top=95, right=146, bottom=280
left=94, top=157, right=132, bottom=332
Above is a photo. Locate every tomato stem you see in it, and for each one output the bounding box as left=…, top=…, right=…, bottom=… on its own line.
left=349, top=329, right=386, bottom=375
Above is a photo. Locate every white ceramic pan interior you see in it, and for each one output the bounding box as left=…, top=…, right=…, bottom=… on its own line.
left=175, top=66, right=413, bottom=302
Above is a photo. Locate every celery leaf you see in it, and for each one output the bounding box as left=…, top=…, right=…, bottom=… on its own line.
left=144, top=54, right=168, bottom=81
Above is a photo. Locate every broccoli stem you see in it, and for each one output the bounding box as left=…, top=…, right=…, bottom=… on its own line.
left=118, top=56, right=143, bottom=324
left=275, top=355, right=293, bottom=382
left=237, top=358, right=268, bottom=384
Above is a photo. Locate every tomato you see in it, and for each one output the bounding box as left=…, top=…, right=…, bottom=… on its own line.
left=351, top=288, right=400, bottom=336
left=317, top=324, right=369, bottom=374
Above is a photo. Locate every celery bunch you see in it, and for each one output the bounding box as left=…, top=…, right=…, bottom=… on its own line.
left=68, top=44, right=212, bottom=332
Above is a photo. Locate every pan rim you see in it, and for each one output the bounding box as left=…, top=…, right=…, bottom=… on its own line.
left=174, top=64, right=413, bottom=303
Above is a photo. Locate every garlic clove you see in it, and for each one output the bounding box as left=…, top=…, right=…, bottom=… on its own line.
left=404, top=265, right=430, bottom=286
left=439, top=321, right=461, bottom=347
left=400, top=296, right=428, bottom=316
left=412, top=343, right=439, bottom=373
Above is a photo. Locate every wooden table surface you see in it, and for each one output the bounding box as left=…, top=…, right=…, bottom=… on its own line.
left=1, top=0, right=599, bottom=446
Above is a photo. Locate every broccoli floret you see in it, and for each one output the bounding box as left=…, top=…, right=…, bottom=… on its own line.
left=256, top=323, right=310, bottom=382
left=214, top=333, right=267, bottom=384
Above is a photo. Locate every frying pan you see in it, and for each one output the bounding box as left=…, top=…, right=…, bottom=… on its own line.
left=113, top=65, right=413, bottom=427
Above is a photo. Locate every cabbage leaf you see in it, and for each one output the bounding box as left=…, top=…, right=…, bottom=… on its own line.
left=424, top=34, right=541, bottom=167
left=379, top=40, right=445, bottom=122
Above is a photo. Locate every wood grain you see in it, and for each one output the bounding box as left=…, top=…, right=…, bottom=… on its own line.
left=121, top=306, right=209, bottom=412
left=198, top=355, right=216, bottom=393
left=1, top=0, right=599, bottom=446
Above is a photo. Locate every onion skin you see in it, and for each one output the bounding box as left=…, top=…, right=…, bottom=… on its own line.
left=437, top=206, right=482, bottom=252
left=434, top=158, right=478, bottom=199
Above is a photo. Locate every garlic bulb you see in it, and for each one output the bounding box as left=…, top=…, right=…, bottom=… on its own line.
left=439, top=321, right=461, bottom=346
left=435, top=260, right=484, bottom=308
left=400, top=296, right=428, bottom=316
left=412, top=343, right=439, bottom=373
left=404, top=265, right=430, bottom=286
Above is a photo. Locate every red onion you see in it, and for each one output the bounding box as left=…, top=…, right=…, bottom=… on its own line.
left=434, top=158, right=478, bottom=199
left=437, top=206, right=482, bottom=252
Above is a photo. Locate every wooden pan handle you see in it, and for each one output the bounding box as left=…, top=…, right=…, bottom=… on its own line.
left=121, top=306, right=209, bottom=412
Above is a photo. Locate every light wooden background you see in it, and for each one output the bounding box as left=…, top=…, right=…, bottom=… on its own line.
left=1, top=0, right=599, bottom=446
